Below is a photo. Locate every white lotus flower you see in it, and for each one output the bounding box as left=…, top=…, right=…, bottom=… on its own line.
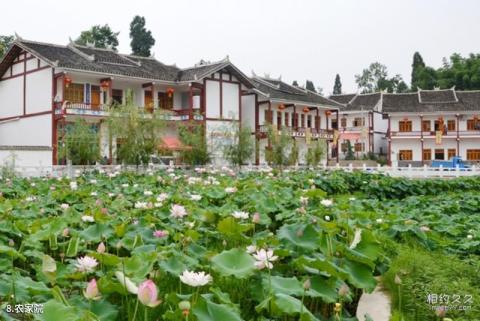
left=179, top=270, right=212, bottom=287
left=122, top=183, right=129, bottom=188
left=81, top=215, right=95, bottom=222
left=246, top=245, right=257, bottom=254
left=170, top=204, right=187, bottom=219
left=232, top=211, right=249, bottom=220
left=25, top=196, right=37, bottom=202
left=144, top=190, right=153, bottom=196
left=90, top=191, right=98, bottom=196
left=89, top=179, right=97, bottom=184
left=157, top=193, right=169, bottom=202
left=190, top=194, right=202, bottom=201
left=60, top=203, right=69, bottom=210
left=154, top=202, right=163, bottom=208
left=321, top=199, right=333, bottom=207
left=376, top=218, right=383, bottom=224
left=467, top=234, right=473, bottom=240
left=225, top=187, right=237, bottom=193
left=349, top=229, right=362, bottom=249
left=135, top=201, right=148, bottom=209
left=70, top=182, right=78, bottom=190
left=324, top=215, right=331, bottom=221
left=75, top=256, right=98, bottom=273
left=115, top=271, right=138, bottom=294
left=253, top=249, right=278, bottom=270
left=349, top=197, right=356, bottom=201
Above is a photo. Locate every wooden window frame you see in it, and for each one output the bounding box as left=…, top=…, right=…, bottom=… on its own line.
left=423, top=149, right=431, bottom=161
left=399, top=150, right=413, bottom=161
left=434, top=149, right=445, bottom=160
left=422, top=120, right=431, bottom=132
left=399, top=120, right=412, bottom=132
left=64, top=83, right=84, bottom=104
left=467, top=149, right=480, bottom=161
left=340, top=118, right=347, bottom=128
left=447, top=120, right=456, bottom=131
left=447, top=149, right=456, bottom=160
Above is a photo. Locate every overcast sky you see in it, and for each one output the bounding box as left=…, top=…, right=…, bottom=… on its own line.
left=2, top=0, right=480, bottom=94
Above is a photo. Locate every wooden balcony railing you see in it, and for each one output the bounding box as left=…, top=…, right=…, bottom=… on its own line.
left=258, top=125, right=333, bottom=139
left=55, top=103, right=204, bottom=120
left=391, top=130, right=480, bottom=137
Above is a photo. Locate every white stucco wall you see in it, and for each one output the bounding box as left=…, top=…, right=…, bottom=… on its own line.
left=222, top=82, right=239, bottom=120
left=0, top=114, right=52, bottom=146
left=0, top=76, right=23, bottom=118
left=0, top=150, right=52, bottom=167
left=26, top=68, right=52, bottom=114
left=241, top=95, right=255, bottom=131
left=206, top=80, right=220, bottom=118
left=206, top=120, right=236, bottom=165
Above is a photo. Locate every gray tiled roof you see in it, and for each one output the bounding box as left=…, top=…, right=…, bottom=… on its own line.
left=328, top=93, right=381, bottom=112
left=383, top=89, right=480, bottom=113
left=329, top=94, right=356, bottom=105
left=252, top=77, right=342, bottom=108
left=1, top=39, right=252, bottom=86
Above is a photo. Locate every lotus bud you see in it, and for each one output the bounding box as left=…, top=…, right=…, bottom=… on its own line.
left=137, top=280, right=161, bottom=307
left=394, top=274, right=402, bottom=285
left=8, top=239, right=14, bottom=247
left=222, top=240, right=227, bottom=247
left=252, top=213, right=260, bottom=224
left=296, top=229, right=304, bottom=237
left=101, top=208, right=108, bottom=215
left=97, top=242, right=106, bottom=254
left=62, top=228, right=70, bottom=237
left=303, top=278, right=311, bottom=290
left=83, top=279, right=101, bottom=300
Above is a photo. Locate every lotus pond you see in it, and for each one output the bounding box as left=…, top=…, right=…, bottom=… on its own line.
left=0, top=169, right=479, bottom=321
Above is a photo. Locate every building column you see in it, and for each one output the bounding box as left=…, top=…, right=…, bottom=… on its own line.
left=387, top=115, right=391, bottom=166
left=420, top=115, right=424, bottom=165
left=456, top=114, right=460, bottom=158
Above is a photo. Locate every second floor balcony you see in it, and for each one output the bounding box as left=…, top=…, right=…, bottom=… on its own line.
left=258, top=125, right=333, bottom=139
left=55, top=102, right=204, bottom=121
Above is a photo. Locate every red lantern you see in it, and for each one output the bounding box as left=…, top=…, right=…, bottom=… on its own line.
left=325, top=110, right=332, bottom=116
left=100, top=80, right=110, bottom=89
left=278, top=104, right=285, bottom=110
left=303, top=107, right=310, bottom=113
left=167, top=88, right=175, bottom=98
left=64, top=76, right=72, bottom=88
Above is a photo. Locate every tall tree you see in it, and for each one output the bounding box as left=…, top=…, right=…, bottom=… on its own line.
left=355, top=62, right=408, bottom=93
left=292, top=80, right=299, bottom=87
left=411, top=52, right=426, bottom=90
left=75, top=25, right=119, bottom=50
left=0, top=35, right=14, bottom=59
left=305, top=80, right=316, bottom=92
left=130, top=16, right=156, bottom=57
left=333, top=74, right=342, bottom=95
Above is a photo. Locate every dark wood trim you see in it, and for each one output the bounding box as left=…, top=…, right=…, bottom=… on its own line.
left=420, top=115, right=424, bottom=165
left=23, top=58, right=27, bottom=115
left=219, top=72, right=223, bottom=118
left=142, top=82, right=154, bottom=88
left=9, top=55, right=36, bottom=67
left=255, top=93, right=259, bottom=165
left=456, top=114, right=460, bottom=156
left=387, top=115, right=391, bottom=166
left=0, top=65, right=51, bottom=81
left=238, top=83, right=242, bottom=129
left=0, top=110, right=53, bottom=122
left=205, top=117, right=238, bottom=122
left=204, top=77, right=241, bottom=85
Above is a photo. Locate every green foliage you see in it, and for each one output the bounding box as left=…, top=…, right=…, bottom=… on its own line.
left=75, top=25, right=119, bottom=50
left=355, top=62, right=408, bottom=93
left=306, top=140, right=326, bottom=166
left=265, top=124, right=296, bottom=168
left=0, top=35, right=14, bottom=59
left=344, top=140, right=355, bottom=160
left=107, top=94, right=165, bottom=165
left=223, top=125, right=254, bottom=167
left=58, top=118, right=100, bottom=165
left=384, top=245, right=480, bottom=321
left=333, top=74, right=342, bottom=95
left=129, top=15, right=155, bottom=57
left=305, top=80, right=316, bottom=92
left=178, top=122, right=210, bottom=165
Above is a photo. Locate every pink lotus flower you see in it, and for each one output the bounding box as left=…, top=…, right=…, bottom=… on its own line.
left=83, top=279, right=101, bottom=300
left=137, top=280, right=162, bottom=307
left=153, top=230, right=169, bottom=238
left=170, top=204, right=187, bottom=219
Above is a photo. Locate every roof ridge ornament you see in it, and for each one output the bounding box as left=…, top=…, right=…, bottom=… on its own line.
left=67, top=43, right=95, bottom=62
left=14, top=32, right=22, bottom=40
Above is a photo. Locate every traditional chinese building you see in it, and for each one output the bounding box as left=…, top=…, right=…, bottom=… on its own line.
left=0, top=37, right=258, bottom=166
left=383, top=89, right=480, bottom=166
left=328, top=93, right=388, bottom=160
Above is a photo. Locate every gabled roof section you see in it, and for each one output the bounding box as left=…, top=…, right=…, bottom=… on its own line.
left=328, top=93, right=381, bottom=112
left=0, top=38, right=254, bottom=87
left=418, top=88, right=458, bottom=104
left=329, top=94, right=356, bottom=105
left=251, top=76, right=342, bottom=108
